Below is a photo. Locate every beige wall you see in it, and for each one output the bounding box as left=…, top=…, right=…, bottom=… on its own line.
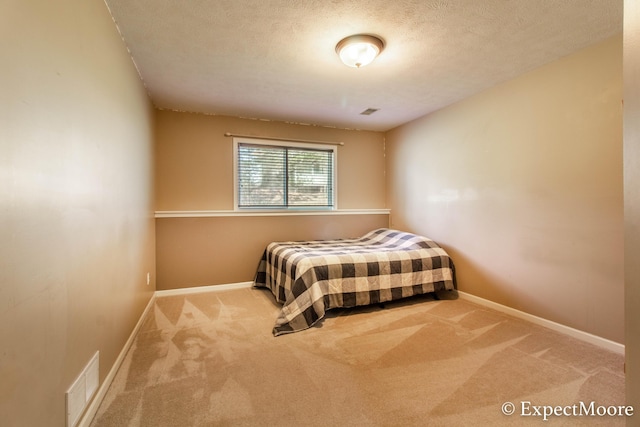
left=624, top=0, right=640, bottom=413
left=0, top=1, right=155, bottom=426
left=386, top=35, right=624, bottom=343
left=155, top=110, right=386, bottom=210
left=154, top=111, right=388, bottom=289
left=156, top=214, right=389, bottom=289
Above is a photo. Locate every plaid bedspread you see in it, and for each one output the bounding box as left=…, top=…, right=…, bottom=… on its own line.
left=254, top=228, right=455, bottom=336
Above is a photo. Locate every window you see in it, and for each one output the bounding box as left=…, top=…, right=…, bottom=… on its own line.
left=234, top=138, right=336, bottom=209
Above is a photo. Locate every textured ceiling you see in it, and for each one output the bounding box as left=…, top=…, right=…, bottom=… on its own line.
left=103, top=0, right=622, bottom=131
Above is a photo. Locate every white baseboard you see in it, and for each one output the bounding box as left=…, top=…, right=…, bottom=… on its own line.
left=457, top=291, right=625, bottom=355
left=154, top=281, right=254, bottom=297
left=78, top=293, right=156, bottom=427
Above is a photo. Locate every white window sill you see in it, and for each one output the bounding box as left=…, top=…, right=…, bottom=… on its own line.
left=154, top=209, right=390, bottom=218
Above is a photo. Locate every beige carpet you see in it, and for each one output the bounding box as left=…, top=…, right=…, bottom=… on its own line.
left=90, top=288, right=625, bottom=426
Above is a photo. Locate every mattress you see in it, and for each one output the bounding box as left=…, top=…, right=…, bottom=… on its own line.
left=254, top=228, right=455, bottom=336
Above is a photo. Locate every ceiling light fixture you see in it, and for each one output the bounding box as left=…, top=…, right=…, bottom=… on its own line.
left=335, top=34, right=384, bottom=68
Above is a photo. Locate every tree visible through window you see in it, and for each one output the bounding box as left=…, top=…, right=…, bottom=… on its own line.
left=235, top=139, right=335, bottom=209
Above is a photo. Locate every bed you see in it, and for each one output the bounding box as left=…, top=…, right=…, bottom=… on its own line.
left=254, top=228, right=456, bottom=336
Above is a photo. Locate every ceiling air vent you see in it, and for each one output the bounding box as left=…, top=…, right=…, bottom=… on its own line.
left=360, top=108, right=379, bottom=116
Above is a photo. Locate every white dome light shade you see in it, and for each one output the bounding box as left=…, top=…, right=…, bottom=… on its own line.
left=336, top=35, right=384, bottom=68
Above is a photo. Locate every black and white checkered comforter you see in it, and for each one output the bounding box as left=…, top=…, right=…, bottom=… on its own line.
left=254, top=228, right=455, bottom=336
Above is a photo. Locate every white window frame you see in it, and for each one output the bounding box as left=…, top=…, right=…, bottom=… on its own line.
left=233, top=137, right=338, bottom=211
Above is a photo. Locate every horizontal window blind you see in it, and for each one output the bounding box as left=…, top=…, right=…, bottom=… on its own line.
left=237, top=142, right=334, bottom=208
